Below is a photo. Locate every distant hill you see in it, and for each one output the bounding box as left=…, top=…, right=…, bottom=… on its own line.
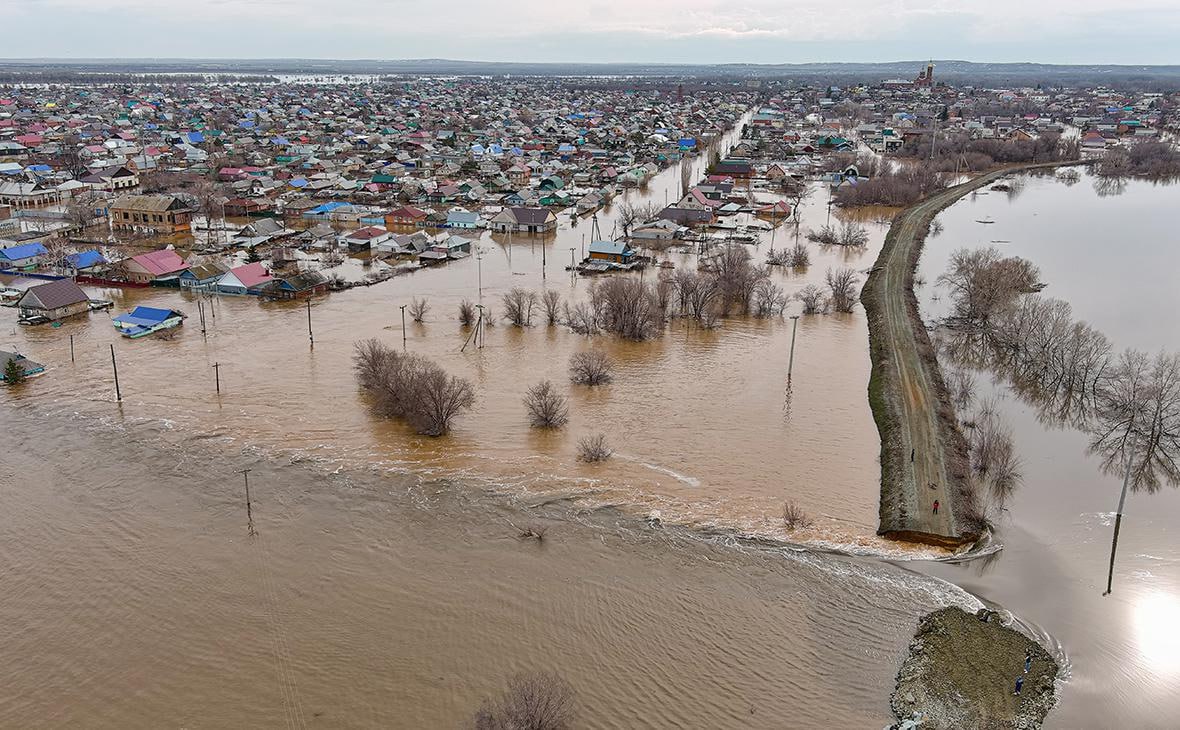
left=2, top=58, right=1178, bottom=87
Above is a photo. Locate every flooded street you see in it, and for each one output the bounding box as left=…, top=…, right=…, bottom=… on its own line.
left=3, top=131, right=898, bottom=554
left=917, top=169, right=1180, bottom=727
left=0, top=126, right=950, bottom=727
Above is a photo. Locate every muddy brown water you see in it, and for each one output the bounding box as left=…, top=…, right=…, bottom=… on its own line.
left=2, top=127, right=978, bottom=728
left=916, top=168, right=1180, bottom=728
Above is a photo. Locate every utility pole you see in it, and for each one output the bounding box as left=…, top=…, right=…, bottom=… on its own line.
left=541, top=240, right=546, bottom=279
left=569, top=248, right=575, bottom=269
left=238, top=468, right=257, bottom=537
left=787, top=315, right=800, bottom=383
left=213, top=362, right=221, bottom=394
left=474, top=304, right=485, bottom=349
left=198, top=300, right=207, bottom=338
left=69, top=334, right=74, bottom=363
left=1104, top=445, right=1135, bottom=596
left=109, top=344, right=121, bottom=401
left=400, top=304, right=407, bottom=350
left=476, top=249, right=484, bottom=302
left=306, top=298, right=314, bottom=346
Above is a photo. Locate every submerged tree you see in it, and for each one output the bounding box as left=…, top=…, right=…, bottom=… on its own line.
left=353, top=339, right=474, bottom=436
left=473, top=672, right=576, bottom=730
left=524, top=380, right=569, bottom=428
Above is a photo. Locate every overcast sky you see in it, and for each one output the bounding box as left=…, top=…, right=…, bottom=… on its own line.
left=6, top=0, right=1180, bottom=64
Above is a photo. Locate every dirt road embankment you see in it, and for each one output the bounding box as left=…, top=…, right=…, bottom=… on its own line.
left=862, top=162, right=1082, bottom=548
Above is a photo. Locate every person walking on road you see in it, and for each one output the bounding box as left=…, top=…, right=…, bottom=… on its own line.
left=932, top=500, right=940, bottom=515
left=1014, top=675, right=1024, bottom=695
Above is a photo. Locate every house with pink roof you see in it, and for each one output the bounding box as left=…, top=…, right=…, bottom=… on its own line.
left=119, top=249, right=188, bottom=284
left=216, top=262, right=273, bottom=296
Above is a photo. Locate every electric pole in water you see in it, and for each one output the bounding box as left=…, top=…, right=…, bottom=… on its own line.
left=787, top=315, right=800, bottom=383
left=1104, top=444, right=1135, bottom=595
left=213, top=362, right=221, bottom=394
left=109, top=344, right=121, bottom=401
left=400, top=304, right=407, bottom=350
left=306, top=298, right=314, bottom=347
left=238, top=468, right=256, bottom=536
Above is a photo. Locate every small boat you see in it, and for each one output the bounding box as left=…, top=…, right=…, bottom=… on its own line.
left=112, top=306, right=186, bottom=339
left=975, top=216, right=996, bottom=224
left=88, top=298, right=115, bottom=311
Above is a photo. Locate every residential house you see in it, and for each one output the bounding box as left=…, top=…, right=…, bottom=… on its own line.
left=446, top=208, right=481, bottom=229
left=1, top=350, right=45, bottom=379
left=79, top=165, right=139, bottom=192
left=119, top=249, right=189, bottom=284
left=588, top=240, right=637, bottom=264
left=179, top=261, right=230, bottom=291
left=259, top=270, right=330, bottom=300
left=64, top=250, right=108, bottom=275
left=110, top=195, right=193, bottom=233
left=16, top=279, right=90, bottom=322
left=488, top=206, right=558, bottom=234
left=0, top=242, right=48, bottom=269
left=0, top=180, right=58, bottom=208
left=385, top=205, right=429, bottom=227
left=217, top=262, right=273, bottom=295
left=340, top=226, right=391, bottom=252
left=631, top=219, right=684, bottom=241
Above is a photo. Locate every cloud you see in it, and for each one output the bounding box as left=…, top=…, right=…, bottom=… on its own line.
left=4, top=0, right=1179, bottom=63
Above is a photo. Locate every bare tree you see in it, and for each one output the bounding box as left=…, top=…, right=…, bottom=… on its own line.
left=562, top=301, right=600, bottom=335
left=473, top=672, right=576, bottom=730
left=409, top=297, right=430, bottom=323
left=353, top=339, right=475, bottom=436
left=524, top=380, right=569, bottom=428
left=569, top=351, right=613, bottom=386
left=782, top=501, right=813, bottom=531
left=937, top=248, right=1041, bottom=329
left=825, top=267, right=860, bottom=313
left=616, top=201, right=661, bottom=239
left=752, top=280, right=788, bottom=317
left=796, top=284, right=828, bottom=315
left=459, top=299, right=476, bottom=327
left=787, top=243, right=811, bottom=268
left=709, top=244, right=768, bottom=315
left=502, top=288, right=539, bottom=327
left=589, top=277, right=662, bottom=339
left=541, top=290, right=562, bottom=326
left=807, top=221, right=868, bottom=247
left=679, top=159, right=694, bottom=200
left=966, top=400, right=1023, bottom=513
left=576, top=434, right=613, bottom=463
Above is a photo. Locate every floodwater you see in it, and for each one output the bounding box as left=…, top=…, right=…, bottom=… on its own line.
left=916, top=168, right=1180, bottom=727
left=0, top=120, right=973, bottom=728
left=3, top=130, right=899, bottom=555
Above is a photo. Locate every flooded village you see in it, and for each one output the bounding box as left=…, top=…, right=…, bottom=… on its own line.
left=3, top=62, right=1180, bottom=729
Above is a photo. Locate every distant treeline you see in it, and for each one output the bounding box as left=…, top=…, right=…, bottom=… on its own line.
left=1, top=59, right=1178, bottom=89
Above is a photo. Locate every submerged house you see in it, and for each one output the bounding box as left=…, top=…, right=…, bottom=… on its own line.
left=259, top=270, right=330, bottom=300
left=109, top=194, right=193, bottom=233
left=120, top=249, right=189, bottom=284
left=1, top=350, right=45, bottom=379
left=16, top=279, right=90, bottom=322
left=0, top=242, right=49, bottom=269
left=588, top=240, right=637, bottom=265
left=179, top=261, right=230, bottom=290
left=217, top=262, right=273, bottom=295
left=488, top=206, right=558, bottom=234
left=112, top=306, right=186, bottom=339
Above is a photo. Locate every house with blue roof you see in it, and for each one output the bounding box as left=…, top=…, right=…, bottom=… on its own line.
left=588, top=240, right=636, bottom=265
left=64, top=250, right=107, bottom=274
left=0, top=242, right=48, bottom=268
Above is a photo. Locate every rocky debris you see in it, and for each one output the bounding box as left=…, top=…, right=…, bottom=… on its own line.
left=889, top=606, right=1058, bottom=729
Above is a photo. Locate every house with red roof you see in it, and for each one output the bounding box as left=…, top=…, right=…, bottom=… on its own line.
left=118, top=248, right=189, bottom=284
